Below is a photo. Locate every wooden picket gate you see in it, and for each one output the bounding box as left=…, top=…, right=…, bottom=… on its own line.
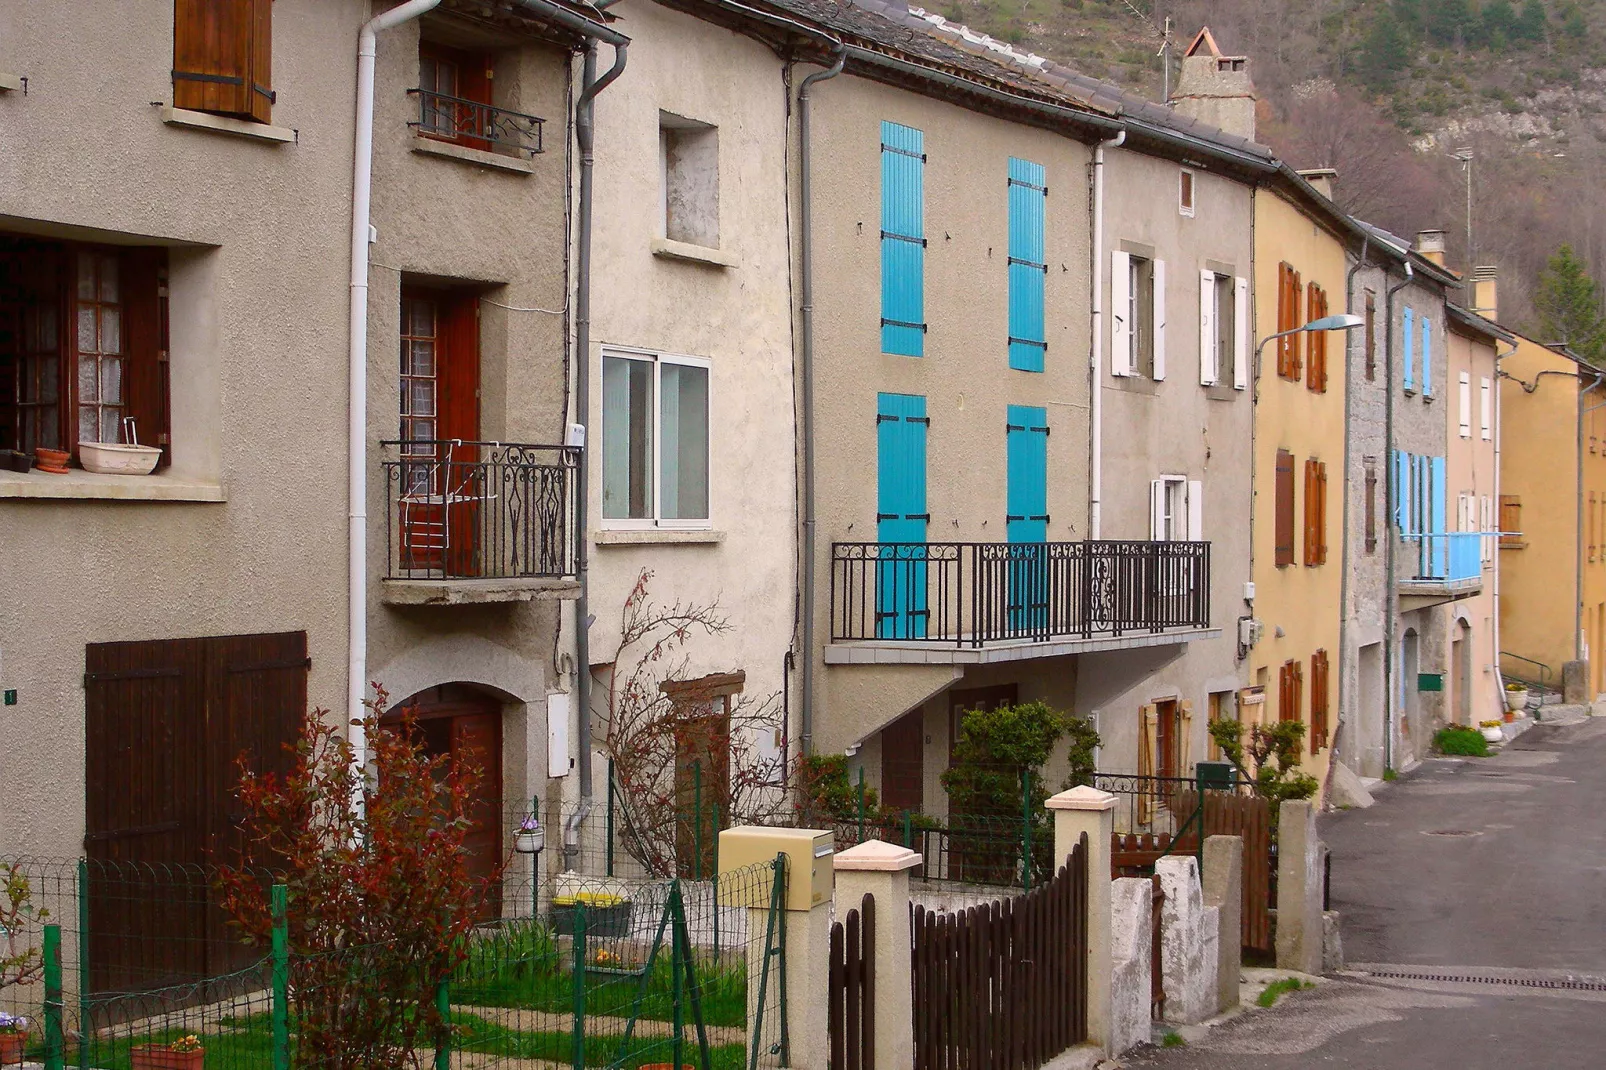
left=1109, top=791, right=1273, bottom=953
left=910, top=836, right=1089, bottom=1070
left=829, top=893, right=876, bottom=1070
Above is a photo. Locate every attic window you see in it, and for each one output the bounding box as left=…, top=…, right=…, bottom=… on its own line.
left=1179, top=169, right=1195, bottom=217
left=1218, top=58, right=1245, bottom=72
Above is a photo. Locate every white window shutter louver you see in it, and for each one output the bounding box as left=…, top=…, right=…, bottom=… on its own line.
left=1111, top=250, right=1132, bottom=376
left=1199, top=269, right=1217, bottom=385
left=1150, top=479, right=1166, bottom=540
left=1152, top=258, right=1167, bottom=380
left=1233, top=277, right=1249, bottom=389
left=1187, top=479, right=1203, bottom=540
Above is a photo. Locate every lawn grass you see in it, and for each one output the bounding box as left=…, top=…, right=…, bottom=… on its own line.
left=76, top=1025, right=277, bottom=1070
left=1256, top=977, right=1314, bottom=1008
left=453, top=1009, right=748, bottom=1070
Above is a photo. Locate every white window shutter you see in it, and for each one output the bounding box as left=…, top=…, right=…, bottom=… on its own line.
left=1199, top=269, right=1218, bottom=385
left=1150, top=479, right=1166, bottom=540
left=1151, top=258, right=1167, bottom=380
left=1233, top=276, right=1249, bottom=389
left=1480, top=377, right=1492, bottom=440
left=1458, top=372, right=1472, bottom=437
left=1187, top=479, right=1204, bottom=540
left=1111, top=251, right=1132, bottom=376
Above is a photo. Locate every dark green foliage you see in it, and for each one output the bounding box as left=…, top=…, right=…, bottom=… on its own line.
left=1434, top=725, right=1491, bottom=757
left=1207, top=720, right=1319, bottom=807
left=1426, top=0, right=1476, bottom=45
left=796, top=753, right=879, bottom=821
left=941, top=700, right=1069, bottom=818
left=1358, top=10, right=1413, bottom=90
left=1536, top=244, right=1606, bottom=364
left=1063, top=714, right=1100, bottom=789
left=1516, top=0, right=1549, bottom=41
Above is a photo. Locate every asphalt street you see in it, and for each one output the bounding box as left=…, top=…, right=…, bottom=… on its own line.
left=1127, top=713, right=1606, bottom=1069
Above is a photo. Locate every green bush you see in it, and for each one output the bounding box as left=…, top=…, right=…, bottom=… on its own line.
left=1434, top=725, right=1490, bottom=757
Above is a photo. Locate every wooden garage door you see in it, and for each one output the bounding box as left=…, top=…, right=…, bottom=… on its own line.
left=83, top=631, right=307, bottom=997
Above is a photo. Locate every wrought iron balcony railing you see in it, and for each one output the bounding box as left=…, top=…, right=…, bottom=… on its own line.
left=382, top=440, right=575, bottom=582
left=407, top=89, right=545, bottom=156
left=830, top=540, right=1211, bottom=648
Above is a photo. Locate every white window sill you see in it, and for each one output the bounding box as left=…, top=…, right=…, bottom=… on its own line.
left=593, top=528, right=725, bottom=546
left=650, top=238, right=736, bottom=269
left=0, top=73, right=23, bottom=93
left=0, top=468, right=226, bottom=502
left=410, top=135, right=535, bottom=174
left=161, top=105, right=294, bottom=144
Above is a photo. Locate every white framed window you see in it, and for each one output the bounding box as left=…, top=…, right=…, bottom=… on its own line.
left=1199, top=270, right=1247, bottom=387
left=600, top=348, right=712, bottom=527
left=1458, top=371, right=1472, bottom=438
left=1112, top=251, right=1165, bottom=379
left=1150, top=475, right=1203, bottom=541
left=1179, top=169, right=1196, bottom=217
left=1480, top=376, right=1492, bottom=440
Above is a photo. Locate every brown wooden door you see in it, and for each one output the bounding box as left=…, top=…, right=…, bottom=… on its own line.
left=674, top=706, right=731, bottom=879
left=83, top=631, right=307, bottom=1000
left=880, top=711, right=924, bottom=812
left=398, top=290, right=481, bottom=576
left=1154, top=699, right=1180, bottom=781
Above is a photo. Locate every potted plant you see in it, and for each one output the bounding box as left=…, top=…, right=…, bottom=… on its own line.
left=33, top=447, right=69, bottom=474
left=131, top=1034, right=204, bottom=1070
left=1479, top=719, right=1506, bottom=743
left=1505, top=681, right=1529, bottom=713
left=550, top=891, right=633, bottom=939
left=514, top=815, right=545, bottom=855
left=0, top=1014, right=27, bottom=1067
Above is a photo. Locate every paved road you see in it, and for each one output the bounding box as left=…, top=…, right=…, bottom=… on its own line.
left=1129, top=714, right=1606, bottom=1068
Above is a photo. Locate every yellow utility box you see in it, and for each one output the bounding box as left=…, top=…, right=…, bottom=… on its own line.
left=717, top=826, right=834, bottom=910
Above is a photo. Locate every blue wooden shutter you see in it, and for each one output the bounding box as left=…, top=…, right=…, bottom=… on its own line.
left=876, top=392, right=929, bottom=637
left=1421, top=316, right=1433, bottom=397
left=1430, top=455, right=1447, bottom=577
left=1007, top=158, right=1047, bottom=372
left=1005, top=405, right=1048, bottom=632
left=881, top=122, right=926, bottom=357
left=1403, top=307, right=1416, bottom=391
left=1392, top=449, right=1408, bottom=530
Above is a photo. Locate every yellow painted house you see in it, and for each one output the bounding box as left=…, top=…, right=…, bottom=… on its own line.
left=1247, top=172, right=1350, bottom=783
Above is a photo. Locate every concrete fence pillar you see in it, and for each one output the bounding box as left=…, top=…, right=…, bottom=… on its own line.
left=834, top=840, right=921, bottom=1070
left=1108, top=876, right=1153, bottom=1055
left=1047, top=785, right=1116, bottom=1054
left=1275, top=800, right=1323, bottom=974
left=1155, top=856, right=1219, bottom=1025
left=1201, top=834, right=1243, bottom=1013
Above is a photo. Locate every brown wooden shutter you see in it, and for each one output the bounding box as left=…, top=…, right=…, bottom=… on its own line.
left=121, top=247, right=170, bottom=468
left=1275, top=449, right=1295, bottom=567
left=1364, top=291, right=1377, bottom=381
left=1364, top=460, right=1378, bottom=553
left=1499, top=495, right=1523, bottom=548
left=1302, top=459, right=1315, bottom=566
left=1275, top=264, right=1289, bottom=377
left=1311, top=650, right=1329, bottom=754
left=173, top=0, right=273, bottom=123
left=1307, top=285, right=1328, bottom=393
left=1316, top=461, right=1328, bottom=565
left=1290, top=268, right=1303, bottom=380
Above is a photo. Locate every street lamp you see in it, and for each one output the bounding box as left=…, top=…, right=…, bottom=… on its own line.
left=1254, top=313, right=1367, bottom=365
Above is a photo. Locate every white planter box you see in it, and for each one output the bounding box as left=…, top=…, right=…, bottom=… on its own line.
left=79, top=441, right=161, bottom=475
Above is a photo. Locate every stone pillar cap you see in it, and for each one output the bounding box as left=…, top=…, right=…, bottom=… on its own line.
left=1045, top=785, right=1117, bottom=812
left=834, top=839, right=922, bottom=872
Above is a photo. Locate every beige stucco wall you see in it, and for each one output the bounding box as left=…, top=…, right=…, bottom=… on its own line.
left=1248, top=190, right=1346, bottom=784
left=582, top=2, right=797, bottom=784
left=1582, top=382, right=1606, bottom=697
left=1074, top=150, right=1254, bottom=774
left=1496, top=336, right=1579, bottom=685
left=802, top=64, right=1095, bottom=758
left=0, top=0, right=364, bottom=856
left=1443, top=324, right=1501, bottom=726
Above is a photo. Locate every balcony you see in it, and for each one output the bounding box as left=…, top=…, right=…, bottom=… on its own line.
left=826, top=541, right=1216, bottom=665
left=1398, top=531, right=1486, bottom=609
left=380, top=441, right=578, bottom=605
left=407, top=88, right=545, bottom=157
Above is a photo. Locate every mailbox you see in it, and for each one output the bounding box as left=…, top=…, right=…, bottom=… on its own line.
left=1195, top=760, right=1237, bottom=791
left=717, top=826, right=835, bottom=911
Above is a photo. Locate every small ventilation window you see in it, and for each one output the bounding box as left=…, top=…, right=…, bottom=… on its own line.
left=1179, top=169, right=1195, bottom=217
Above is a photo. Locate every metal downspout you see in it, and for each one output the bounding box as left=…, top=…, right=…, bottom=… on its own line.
left=1088, top=129, right=1124, bottom=539
left=567, top=37, right=628, bottom=864
left=798, top=47, right=845, bottom=760
left=1383, top=263, right=1413, bottom=772
left=1335, top=238, right=1368, bottom=771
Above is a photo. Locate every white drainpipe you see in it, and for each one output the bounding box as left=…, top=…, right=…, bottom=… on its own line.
left=348, top=0, right=443, bottom=780
left=1088, top=130, right=1124, bottom=539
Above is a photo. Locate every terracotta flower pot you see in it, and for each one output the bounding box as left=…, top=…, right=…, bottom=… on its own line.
left=130, top=1044, right=204, bottom=1070
left=34, top=446, right=70, bottom=475
left=0, top=1033, right=26, bottom=1066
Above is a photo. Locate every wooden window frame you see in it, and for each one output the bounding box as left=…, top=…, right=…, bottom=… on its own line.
left=1278, top=659, right=1303, bottom=725
left=1306, top=282, right=1328, bottom=393
left=1310, top=650, right=1329, bottom=754
left=1499, top=494, right=1524, bottom=549
left=172, top=0, right=274, bottom=124
left=1276, top=263, right=1304, bottom=380
left=1179, top=169, right=1196, bottom=217
left=417, top=42, right=496, bottom=152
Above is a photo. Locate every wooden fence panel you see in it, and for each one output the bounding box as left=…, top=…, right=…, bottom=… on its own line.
left=830, top=893, right=876, bottom=1070
left=911, top=836, right=1088, bottom=1070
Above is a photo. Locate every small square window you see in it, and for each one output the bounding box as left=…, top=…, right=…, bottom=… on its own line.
left=660, top=113, right=720, bottom=249
left=601, top=350, right=711, bottom=526
left=1179, top=169, right=1196, bottom=217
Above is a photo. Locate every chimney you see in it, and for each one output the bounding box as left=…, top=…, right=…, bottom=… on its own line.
left=1169, top=27, right=1258, bottom=142
left=1415, top=229, right=1446, bottom=267
left=1297, top=168, right=1337, bottom=200
left=1471, top=265, right=1498, bottom=320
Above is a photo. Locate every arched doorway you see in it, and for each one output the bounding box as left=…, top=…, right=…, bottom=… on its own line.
left=1453, top=619, right=1473, bottom=725
left=388, top=684, right=503, bottom=915
left=1401, top=628, right=1420, bottom=752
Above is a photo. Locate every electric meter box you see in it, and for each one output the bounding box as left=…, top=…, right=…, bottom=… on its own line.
left=717, top=826, right=835, bottom=911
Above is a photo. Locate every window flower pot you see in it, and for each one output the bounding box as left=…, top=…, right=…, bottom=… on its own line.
left=79, top=441, right=161, bottom=476
left=550, top=896, right=633, bottom=939
left=0, top=1032, right=25, bottom=1066
left=34, top=446, right=70, bottom=474
left=131, top=1044, right=205, bottom=1070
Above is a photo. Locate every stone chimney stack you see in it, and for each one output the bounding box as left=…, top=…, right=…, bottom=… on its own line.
left=1170, top=27, right=1258, bottom=142
left=1415, top=230, right=1447, bottom=267
left=1297, top=168, right=1338, bottom=200
left=1471, top=266, right=1498, bottom=320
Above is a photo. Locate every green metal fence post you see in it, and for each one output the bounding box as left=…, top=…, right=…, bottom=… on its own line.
left=1021, top=768, right=1033, bottom=893
left=75, top=860, right=87, bottom=1070
left=606, top=760, right=616, bottom=877
left=671, top=895, right=686, bottom=1070
left=271, top=884, right=289, bottom=1070
left=712, top=797, right=721, bottom=959
left=903, top=809, right=913, bottom=848
left=434, top=975, right=451, bottom=1070
left=571, top=902, right=587, bottom=1070
left=531, top=795, right=542, bottom=919
left=43, top=923, right=62, bottom=1070
left=856, top=767, right=866, bottom=843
